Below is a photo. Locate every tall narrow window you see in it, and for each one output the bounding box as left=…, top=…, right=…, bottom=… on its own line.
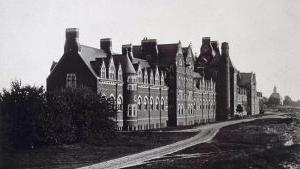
left=138, top=97, right=142, bottom=110
left=109, top=65, right=115, bottom=79
left=101, top=66, right=106, bottom=79
left=66, top=73, right=76, bottom=88
left=161, top=98, right=164, bottom=110
left=144, top=97, right=148, bottom=110
left=156, top=97, right=159, bottom=110
left=150, top=97, right=154, bottom=110
left=117, top=96, right=123, bottom=111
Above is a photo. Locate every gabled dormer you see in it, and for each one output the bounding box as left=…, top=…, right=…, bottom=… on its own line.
left=108, top=57, right=115, bottom=80
left=143, top=69, right=148, bottom=84
left=137, top=65, right=143, bottom=83
left=176, top=41, right=184, bottom=67
left=160, top=71, right=165, bottom=86
left=117, top=63, right=123, bottom=81
left=100, top=60, right=106, bottom=79
left=149, top=69, right=154, bottom=85
left=186, top=45, right=194, bottom=72
left=154, top=66, right=160, bottom=85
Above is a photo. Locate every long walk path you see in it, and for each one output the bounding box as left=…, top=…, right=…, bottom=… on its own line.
left=78, top=113, right=284, bottom=169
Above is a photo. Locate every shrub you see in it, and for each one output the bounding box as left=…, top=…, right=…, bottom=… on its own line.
left=0, top=81, right=117, bottom=148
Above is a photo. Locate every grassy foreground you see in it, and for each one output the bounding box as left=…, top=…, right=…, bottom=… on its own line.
left=0, top=131, right=196, bottom=169
left=127, top=114, right=300, bottom=169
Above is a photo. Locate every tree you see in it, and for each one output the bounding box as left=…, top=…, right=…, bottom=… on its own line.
left=236, top=104, right=244, bottom=116
left=283, top=96, right=293, bottom=106
left=41, top=87, right=117, bottom=144
left=268, top=97, right=281, bottom=107
left=0, top=81, right=46, bottom=148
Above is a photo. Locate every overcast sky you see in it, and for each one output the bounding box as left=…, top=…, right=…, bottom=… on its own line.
left=0, top=0, right=299, bottom=100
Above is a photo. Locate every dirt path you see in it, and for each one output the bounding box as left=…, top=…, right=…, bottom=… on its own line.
left=78, top=113, right=285, bottom=169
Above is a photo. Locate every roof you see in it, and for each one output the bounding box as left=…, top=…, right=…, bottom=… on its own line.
left=112, top=54, right=136, bottom=74
left=157, top=43, right=178, bottom=65
left=79, top=45, right=107, bottom=77
left=132, top=58, right=150, bottom=70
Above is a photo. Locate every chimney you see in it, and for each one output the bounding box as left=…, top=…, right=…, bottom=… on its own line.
left=221, top=42, right=229, bottom=57
left=64, top=28, right=80, bottom=53
left=122, top=44, right=133, bottom=61
left=100, top=38, right=112, bottom=55
left=141, top=38, right=158, bottom=60
left=202, top=37, right=211, bottom=44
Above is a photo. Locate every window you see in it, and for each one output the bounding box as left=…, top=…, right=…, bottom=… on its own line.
left=101, top=65, right=106, bottom=79
left=127, top=84, right=137, bottom=91
left=66, top=73, right=76, bottom=88
left=144, top=97, right=148, bottom=110
left=138, top=97, right=142, bottom=110
left=144, top=71, right=148, bottom=84
left=161, top=98, right=165, bottom=110
left=109, top=64, right=115, bottom=79
left=150, top=97, right=154, bottom=110
left=160, top=73, right=164, bottom=85
left=156, top=97, right=159, bottom=110
left=138, top=69, right=143, bottom=83
left=118, top=67, right=122, bottom=81
left=128, top=104, right=137, bottom=117
left=117, top=96, right=123, bottom=111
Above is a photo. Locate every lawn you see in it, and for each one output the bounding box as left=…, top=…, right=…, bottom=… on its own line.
left=0, top=131, right=197, bottom=169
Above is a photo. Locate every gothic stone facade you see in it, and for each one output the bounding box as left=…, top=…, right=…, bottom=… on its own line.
left=47, top=28, right=260, bottom=130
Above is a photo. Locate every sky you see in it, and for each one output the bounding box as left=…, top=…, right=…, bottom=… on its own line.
left=0, top=0, right=299, bottom=100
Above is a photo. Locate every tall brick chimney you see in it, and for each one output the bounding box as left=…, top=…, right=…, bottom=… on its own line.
left=141, top=38, right=158, bottom=61
left=216, top=42, right=231, bottom=121
left=100, top=38, right=112, bottom=56
left=64, top=28, right=80, bottom=53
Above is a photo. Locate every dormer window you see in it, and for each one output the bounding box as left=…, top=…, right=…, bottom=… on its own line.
left=109, top=64, right=115, bottom=79
left=150, top=71, right=154, bottom=84
left=138, top=69, right=143, bottom=83
left=160, top=73, right=164, bottom=86
left=118, top=67, right=122, bottom=81
left=101, top=66, right=106, bottom=79
left=144, top=71, right=148, bottom=84
left=66, top=73, right=76, bottom=88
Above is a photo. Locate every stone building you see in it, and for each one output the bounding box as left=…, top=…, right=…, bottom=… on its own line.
left=47, top=28, right=260, bottom=130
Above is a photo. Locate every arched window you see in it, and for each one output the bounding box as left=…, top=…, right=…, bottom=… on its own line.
left=161, top=98, right=164, bottom=110
left=144, top=70, right=148, bottom=84
left=138, top=97, right=142, bottom=110
left=181, top=106, right=184, bottom=115
left=118, top=66, right=122, bottom=81
left=150, top=97, right=154, bottom=110
left=156, top=97, right=159, bottom=110
left=138, top=69, right=143, bottom=83
left=101, top=65, right=106, bottom=79
left=144, top=97, right=148, bottom=110
left=109, top=64, right=115, bottom=79
left=160, top=73, right=164, bottom=86
left=117, top=96, right=123, bottom=111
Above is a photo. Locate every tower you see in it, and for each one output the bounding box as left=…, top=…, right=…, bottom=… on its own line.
left=216, top=42, right=231, bottom=121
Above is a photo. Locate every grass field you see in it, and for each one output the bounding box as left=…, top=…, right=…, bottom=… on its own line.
left=0, top=131, right=196, bottom=169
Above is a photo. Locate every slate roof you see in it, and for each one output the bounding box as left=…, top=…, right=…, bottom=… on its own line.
left=79, top=45, right=107, bottom=77
left=112, top=54, right=136, bottom=74
left=157, top=43, right=178, bottom=65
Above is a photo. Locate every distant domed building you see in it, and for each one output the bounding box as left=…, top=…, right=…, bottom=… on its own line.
left=269, top=86, right=282, bottom=106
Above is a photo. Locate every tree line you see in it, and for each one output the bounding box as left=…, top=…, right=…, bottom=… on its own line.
left=0, top=81, right=116, bottom=149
